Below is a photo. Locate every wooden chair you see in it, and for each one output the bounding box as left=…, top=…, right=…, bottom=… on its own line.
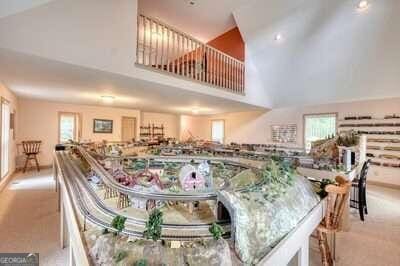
left=317, top=176, right=351, bottom=266
left=350, top=160, right=371, bottom=221
left=22, top=141, right=42, bottom=173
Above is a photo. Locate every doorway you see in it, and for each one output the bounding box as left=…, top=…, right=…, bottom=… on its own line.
left=1, top=99, right=10, bottom=179
left=121, top=117, right=136, bottom=142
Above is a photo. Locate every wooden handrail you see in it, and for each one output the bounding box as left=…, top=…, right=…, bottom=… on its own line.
left=136, top=14, right=245, bottom=95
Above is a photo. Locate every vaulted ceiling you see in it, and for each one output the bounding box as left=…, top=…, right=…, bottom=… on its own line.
left=1, top=0, right=399, bottom=111
left=138, top=0, right=247, bottom=42
left=235, top=0, right=400, bottom=107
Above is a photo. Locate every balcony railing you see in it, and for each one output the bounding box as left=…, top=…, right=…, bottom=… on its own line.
left=136, top=14, right=245, bottom=95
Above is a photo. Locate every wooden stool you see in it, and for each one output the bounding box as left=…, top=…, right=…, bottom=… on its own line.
left=22, top=141, right=42, bottom=173
left=317, top=176, right=351, bottom=266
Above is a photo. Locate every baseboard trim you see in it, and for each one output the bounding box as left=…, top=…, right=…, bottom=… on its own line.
left=368, top=180, right=400, bottom=190
left=15, top=164, right=52, bottom=172
left=0, top=170, right=17, bottom=193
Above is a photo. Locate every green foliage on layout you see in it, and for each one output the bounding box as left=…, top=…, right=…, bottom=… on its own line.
left=143, top=209, right=163, bottom=241
left=209, top=223, right=224, bottom=240
left=132, top=160, right=146, bottom=171
left=113, top=250, right=128, bottom=263
left=336, top=130, right=360, bottom=147
left=134, top=259, right=148, bottom=266
left=261, top=159, right=295, bottom=202
left=241, top=158, right=296, bottom=202
left=316, top=178, right=336, bottom=198
left=111, top=215, right=127, bottom=235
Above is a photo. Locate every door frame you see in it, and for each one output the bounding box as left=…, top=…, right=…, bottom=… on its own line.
left=121, top=116, right=137, bottom=142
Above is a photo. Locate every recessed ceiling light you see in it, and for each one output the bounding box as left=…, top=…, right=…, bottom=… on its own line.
left=274, top=34, right=283, bottom=41
left=357, top=1, right=369, bottom=11
left=101, top=95, right=115, bottom=104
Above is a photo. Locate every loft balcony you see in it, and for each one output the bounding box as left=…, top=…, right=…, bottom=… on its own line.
left=136, top=14, right=245, bottom=95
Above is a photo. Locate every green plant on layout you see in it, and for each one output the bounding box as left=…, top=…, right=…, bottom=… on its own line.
left=111, top=215, right=127, bottom=235
left=143, top=208, right=163, bottom=241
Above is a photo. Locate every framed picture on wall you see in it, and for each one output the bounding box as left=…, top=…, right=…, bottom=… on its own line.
left=93, top=119, right=113, bottom=133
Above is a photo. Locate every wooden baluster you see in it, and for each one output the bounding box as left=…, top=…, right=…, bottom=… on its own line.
left=172, top=31, right=176, bottom=74
left=190, top=39, right=194, bottom=79
left=136, top=15, right=140, bottom=63
left=142, top=16, right=147, bottom=65
left=155, top=22, right=159, bottom=69
left=166, top=28, right=170, bottom=72
left=184, top=36, right=189, bottom=77
left=149, top=19, right=153, bottom=66
left=160, top=25, right=164, bottom=70
left=208, top=49, right=212, bottom=85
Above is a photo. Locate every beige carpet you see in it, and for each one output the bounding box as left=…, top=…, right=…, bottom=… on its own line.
left=310, top=184, right=400, bottom=266
left=0, top=169, right=68, bottom=265
left=0, top=170, right=399, bottom=266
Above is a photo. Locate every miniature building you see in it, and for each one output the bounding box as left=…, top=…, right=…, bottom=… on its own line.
left=178, top=164, right=206, bottom=191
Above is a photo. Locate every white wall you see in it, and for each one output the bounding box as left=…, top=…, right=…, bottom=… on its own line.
left=179, top=115, right=211, bottom=141
left=17, top=99, right=141, bottom=166
left=181, top=97, right=400, bottom=186
left=141, top=112, right=180, bottom=139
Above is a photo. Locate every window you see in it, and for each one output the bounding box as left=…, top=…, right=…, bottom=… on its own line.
left=59, top=112, right=80, bottom=143
left=1, top=99, right=10, bottom=179
left=304, top=113, right=337, bottom=152
left=211, top=120, right=224, bottom=144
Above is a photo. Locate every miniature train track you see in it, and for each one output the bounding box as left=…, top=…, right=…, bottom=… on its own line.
left=55, top=151, right=231, bottom=240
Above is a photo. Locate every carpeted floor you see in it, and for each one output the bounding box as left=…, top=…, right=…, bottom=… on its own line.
left=0, top=169, right=399, bottom=266
left=0, top=169, right=68, bottom=265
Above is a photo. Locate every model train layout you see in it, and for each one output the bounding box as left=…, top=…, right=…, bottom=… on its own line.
left=54, top=142, right=320, bottom=265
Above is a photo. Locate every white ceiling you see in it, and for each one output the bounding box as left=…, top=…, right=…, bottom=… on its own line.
left=0, top=0, right=54, bottom=18
left=138, top=0, right=247, bottom=42
left=234, top=0, right=400, bottom=108
left=0, top=48, right=262, bottom=115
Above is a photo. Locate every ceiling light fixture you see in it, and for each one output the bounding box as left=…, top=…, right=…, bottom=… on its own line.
left=101, top=95, right=115, bottom=104
left=191, top=108, right=199, bottom=114
left=274, top=33, right=283, bottom=42
left=357, top=1, right=369, bottom=11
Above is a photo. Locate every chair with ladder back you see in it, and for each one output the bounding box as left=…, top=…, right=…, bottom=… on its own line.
left=22, top=141, right=42, bottom=173
left=317, top=175, right=351, bottom=266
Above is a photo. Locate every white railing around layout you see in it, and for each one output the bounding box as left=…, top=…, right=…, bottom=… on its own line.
left=136, top=14, right=245, bottom=95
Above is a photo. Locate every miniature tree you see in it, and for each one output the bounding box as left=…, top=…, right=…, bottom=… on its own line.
left=111, top=215, right=127, bottom=236
left=209, top=223, right=224, bottom=240
left=143, top=209, right=163, bottom=241
left=134, top=259, right=148, bottom=266
left=113, top=250, right=127, bottom=263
